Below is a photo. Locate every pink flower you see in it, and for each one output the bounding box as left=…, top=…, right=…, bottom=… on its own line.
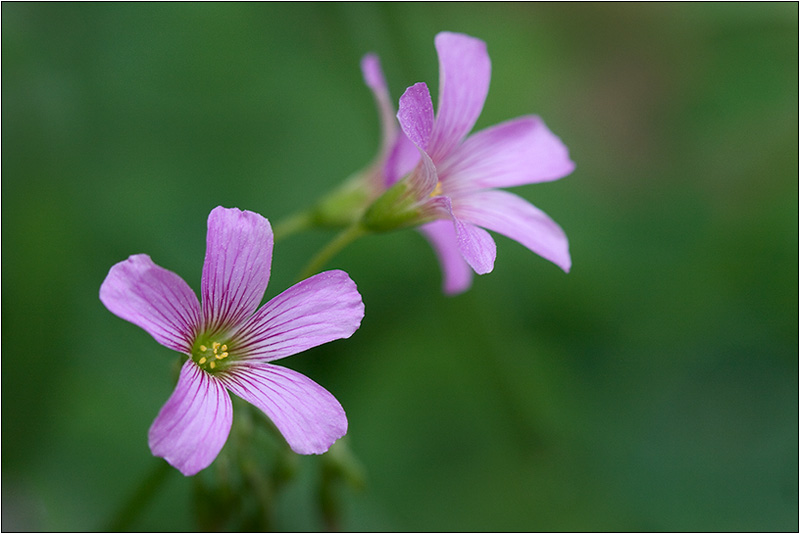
left=99, top=206, right=364, bottom=476
left=363, top=32, right=575, bottom=294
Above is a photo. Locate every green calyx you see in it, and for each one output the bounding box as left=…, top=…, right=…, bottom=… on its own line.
left=361, top=178, right=431, bottom=233
left=309, top=172, right=376, bottom=229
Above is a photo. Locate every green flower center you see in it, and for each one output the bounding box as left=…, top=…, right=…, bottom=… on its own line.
left=191, top=337, right=232, bottom=373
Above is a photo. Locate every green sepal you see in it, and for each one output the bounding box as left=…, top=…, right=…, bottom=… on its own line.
left=361, top=178, right=432, bottom=233
left=308, top=172, right=375, bottom=229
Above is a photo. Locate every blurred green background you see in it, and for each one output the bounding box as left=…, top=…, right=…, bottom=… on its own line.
left=2, top=2, right=797, bottom=531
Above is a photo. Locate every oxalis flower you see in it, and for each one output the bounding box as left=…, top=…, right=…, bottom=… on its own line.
left=99, top=206, right=364, bottom=476
left=362, top=32, right=575, bottom=294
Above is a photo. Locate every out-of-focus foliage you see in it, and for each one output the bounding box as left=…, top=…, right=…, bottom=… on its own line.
left=2, top=3, right=796, bottom=531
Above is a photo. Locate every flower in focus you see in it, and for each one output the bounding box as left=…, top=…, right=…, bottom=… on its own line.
left=364, top=32, right=575, bottom=295
left=99, top=206, right=364, bottom=476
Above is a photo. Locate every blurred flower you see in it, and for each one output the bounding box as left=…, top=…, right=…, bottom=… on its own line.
left=359, top=53, right=420, bottom=193
left=304, top=53, right=413, bottom=229
left=359, top=53, right=399, bottom=193
left=100, top=206, right=364, bottom=476
left=364, top=32, right=575, bottom=294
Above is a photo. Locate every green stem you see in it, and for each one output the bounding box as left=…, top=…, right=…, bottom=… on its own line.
left=297, top=224, right=368, bottom=281
left=272, top=210, right=314, bottom=242
left=105, top=460, right=172, bottom=531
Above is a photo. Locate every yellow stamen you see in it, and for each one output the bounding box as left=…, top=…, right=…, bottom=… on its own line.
left=194, top=338, right=233, bottom=371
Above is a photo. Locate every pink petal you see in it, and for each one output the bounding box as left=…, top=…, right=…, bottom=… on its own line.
left=221, top=363, right=347, bottom=455
left=148, top=360, right=233, bottom=476
left=360, top=54, right=421, bottom=189
left=429, top=32, right=491, bottom=160
left=407, top=146, right=440, bottom=199
left=201, top=206, right=273, bottom=334
left=361, top=54, right=398, bottom=162
left=99, top=254, right=200, bottom=353
left=397, top=83, right=439, bottom=196
left=233, top=270, right=365, bottom=362
left=455, top=190, right=571, bottom=272
left=384, top=132, right=420, bottom=187
left=361, top=53, right=388, bottom=96
left=442, top=116, right=575, bottom=191
left=397, top=82, right=434, bottom=152
left=454, top=217, right=497, bottom=275
left=419, top=220, right=474, bottom=295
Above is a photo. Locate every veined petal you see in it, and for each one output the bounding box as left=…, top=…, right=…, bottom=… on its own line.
left=384, top=132, right=420, bottom=187
left=407, top=145, right=440, bottom=199
left=361, top=54, right=398, bottom=161
left=397, top=83, right=439, bottom=196
left=398, top=82, right=434, bottom=152
left=201, top=206, right=273, bottom=334
left=455, top=190, right=571, bottom=272
left=148, top=360, right=233, bottom=476
left=419, top=220, right=473, bottom=295
left=423, top=194, right=496, bottom=275
left=233, top=270, right=364, bottom=362
left=429, top=32, right=491, bottom=160
left=99, top=254, right=199, bottom=353
left=221, top=363, right=347, bottom=455
left=442, top=116, right=575, bottom=191
left=454, top=218, right=496, bottom=275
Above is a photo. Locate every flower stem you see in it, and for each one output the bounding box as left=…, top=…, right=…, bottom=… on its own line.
left=105, top=459, right=172, bottom=531
left=298, top=224, right=368, bottom=281
left=272, top=210, right=314, bottom=242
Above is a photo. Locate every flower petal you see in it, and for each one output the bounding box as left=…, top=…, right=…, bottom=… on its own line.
left=148, top=360, right=233, bottom=476
left=417, top=192, right=457, bottom=222
left=99, top=254, right=200, bottom=353
left=384, top=131, right=420, bottom=187
left=455, top=190, right=571, bottom=272
left=201, top=206, right=273, bottom=334
left=361, top=53, right=398, bottom=162
left=429, top=32, right=491, bottom=160
left=454, top=218, right=497, bottom=275
left=397, top=82, right=435, bottom=152
left=397, top=83, right=439, bottom=196
left=233, top=270, right=365, bottom=362
left=419, top=220, right=474, bottom=295
left=361, top=53, right=385, bottom=90
left=221, top=363, right=347, bottom=455
left=442, top=116, right=575, bottom=191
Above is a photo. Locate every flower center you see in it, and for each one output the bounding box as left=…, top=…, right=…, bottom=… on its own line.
left=429, top=181, right=444, bottom=198
left=191, top=338, right=231, bottom=373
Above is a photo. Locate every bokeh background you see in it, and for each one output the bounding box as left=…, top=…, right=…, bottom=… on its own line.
left=2, top=2, right=797, bottom=531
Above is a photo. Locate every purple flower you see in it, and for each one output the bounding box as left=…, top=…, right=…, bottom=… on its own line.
left=99, top=206, right=364, bottom=476
left=363, top=32, right=575, bottom=295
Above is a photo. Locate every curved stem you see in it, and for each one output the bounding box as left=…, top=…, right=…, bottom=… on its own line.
left=298, top=224, right=368, bottom=281
left=272, top=210, right=314, bottom=242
